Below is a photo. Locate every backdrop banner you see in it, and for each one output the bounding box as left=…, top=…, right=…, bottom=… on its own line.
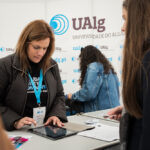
left=0, top=0, right=123, bottom=96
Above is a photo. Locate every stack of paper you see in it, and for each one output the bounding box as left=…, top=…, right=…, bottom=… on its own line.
left=78, top=123, right=119, bottom=142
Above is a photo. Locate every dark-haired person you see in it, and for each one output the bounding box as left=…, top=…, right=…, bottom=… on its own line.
left=67, top=45, right=120, bottom=113
left=121, top=0, right=150, bottom=149
left=0, top=19, right=67, bottom=131
left=107, top=0, right=128, bottom=121
left=110, top=0, right=150, bottom=149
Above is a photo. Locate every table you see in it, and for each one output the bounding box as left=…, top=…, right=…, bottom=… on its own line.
left=7, top=111, right=120, bottom=150
left=81, top=109, right=119, bottom=123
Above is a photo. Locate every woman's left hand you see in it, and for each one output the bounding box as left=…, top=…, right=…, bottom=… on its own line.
left=44, top=116, right=64, bottom=127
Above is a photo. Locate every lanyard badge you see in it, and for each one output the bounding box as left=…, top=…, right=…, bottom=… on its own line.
left=33, top=107, right=46, bottom=127
left=28, top=69, right=46, bottom=126
left=28, top=69, right=43, bottom=107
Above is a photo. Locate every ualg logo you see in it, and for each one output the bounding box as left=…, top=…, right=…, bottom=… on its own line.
left=50, top=15, right=105, bottom=35
left=118, top=56, right=122, bottom=61
left=0, top=47, right=14, bottom=52
left=107, top=57, right=112, bottom=62
left=50, top=14, right=69, bottom=35
left=72, top=79, right=79, bottom=84
left=72, top=16, right=105, bottom=32
left=71, top=57, right=79, bottom=62
left=54, top=57, right=67, bottom=63
left=73, top=69, right=80, bottom=73
left=62, top=80, right=67, bottom=85
left=0, top=47, right=5, bottom=52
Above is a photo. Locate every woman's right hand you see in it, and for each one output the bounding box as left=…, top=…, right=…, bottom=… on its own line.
left=14, top=117, right=37, bottom=129
left=107, top=106, right=123, bottom=121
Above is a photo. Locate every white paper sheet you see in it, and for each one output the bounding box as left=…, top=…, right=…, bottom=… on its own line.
left=78, top=123, right=119, bottom=142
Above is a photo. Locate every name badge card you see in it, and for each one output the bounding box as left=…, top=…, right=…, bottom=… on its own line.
left=33, top=107, right=46, bottom=127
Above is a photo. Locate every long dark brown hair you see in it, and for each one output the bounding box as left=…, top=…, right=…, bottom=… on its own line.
left=79, top=45, right=116, bottom=86
left=122, top=0, right=150, bottom=118
left=16, top=19, right=55, bottom=74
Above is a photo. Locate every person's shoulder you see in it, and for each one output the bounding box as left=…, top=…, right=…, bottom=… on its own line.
left=50, top=58, right=58, bottom=67
left=88, top=62, right=102, bottom=67
left=0, top=53, right=15, bottom=65
left=50, top=58, right=58, bottom=70
left=88, top=62, right=103, bottom=70
left=50, top=58, right=57, bottom=66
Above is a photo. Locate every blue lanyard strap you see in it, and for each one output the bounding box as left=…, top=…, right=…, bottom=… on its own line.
left=28, top=69, right=43, bottom=105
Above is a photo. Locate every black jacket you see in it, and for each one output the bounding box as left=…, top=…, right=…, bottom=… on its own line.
left=120, top=50, right=150, bottom=150
left=0, top=53, right=67, bottom=131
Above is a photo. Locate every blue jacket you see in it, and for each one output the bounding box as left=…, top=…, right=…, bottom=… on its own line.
left=72, top=62, right=120, bottom=112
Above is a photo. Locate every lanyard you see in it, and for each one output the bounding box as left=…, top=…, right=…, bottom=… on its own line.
left=28, top=69, right=43, bottom=106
